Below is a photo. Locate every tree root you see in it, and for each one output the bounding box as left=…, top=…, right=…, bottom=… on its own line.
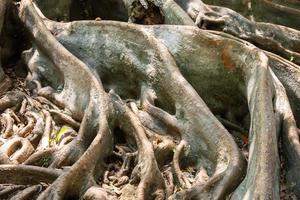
left=269, top=68, right=300, bottom=197
left=18, top=1, right=113, bottom=199
left=145, top=0, right=300, bottom=124
left=0, top=0, right=297, bottom=199
left=0, top=185, right=26, bottom=199
left=41, top=19, right=246, bottom=199
left=144, top=24, right=286, bottom=199
left=252, top=0, right=300, bottom=30
left=0, top=137, right=34, bottom=163
left=10, top=184, right=42, bottom=200
left=36, top=110, right=52, bottom=150
left=151, top=0, right=300, bottom=65
left=83, top=186, right=116, bottom=200
left=111, top=91, right=165, bottom=199
left=23, top=147, right=56, bottom=166
left=26, top=111, right=45, bottom=148
left=1, top=112, right=14, bottom=138
left=18, top=114, right=35, bottom=137
left=49, top=109, right=80, bottom=130
left=172, top=140, right=191, bottom=189
left=0, top=164, right=62, bottom=185
left=0, top=91, right=25, bottom=112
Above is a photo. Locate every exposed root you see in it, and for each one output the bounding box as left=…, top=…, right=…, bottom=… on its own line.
left=141, top=99, right=179, bottom=136
left=1, top=112, right=14, bottom=138
left=18, top=1, right=113, bottom=199
left=0, top=91, right=24, bottom=112
left=33, top=96, right=60, bottom=111
left=172, top=140, right=191, bottom=189
left=0, top=0, right=298, bottom=199
left=1, top=137, right=34, bottom=163
left=26, top=111, right=44, bottom=148
left=160, top=0, right=300, bottom=65
left=36, top=110, right=52, bottom=150
left=18, top=114, right=35, bottom=137
left=269, top=68, right=300, bottom=196
left=10, top=184, right=42, bottom=200
left=171, top=170, right=225, bottom=199
left=23, top=148, right=56, bottom=166
left=37, top=18, right=246, bottom=199
left=111, top=91, right=165, bottom=199
left=49, top=109, right=80, bottom=130
left=0, top=185, right=26, bottom=199
left=0, top=164, right=62, bottom=185
left=150, top=131, right=176, bottom=166
left=83, top=186, right=116, bottom=200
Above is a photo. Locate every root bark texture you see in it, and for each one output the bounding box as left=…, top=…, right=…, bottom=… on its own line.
left=0, top=0, right=298, bottom=199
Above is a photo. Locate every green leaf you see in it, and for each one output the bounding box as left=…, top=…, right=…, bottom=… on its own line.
left=55, top=125, right=73, bottom=143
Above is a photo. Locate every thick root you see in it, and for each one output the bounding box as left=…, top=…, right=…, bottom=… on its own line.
left=112, top=91, right=166, bottom=199
left=19, top=1, right=113, bottom=199
left=0, top=0, right=296, bottom=199
left=44, top=19, right=246, bottom=199
left=0, top=164, right=62, bottom=185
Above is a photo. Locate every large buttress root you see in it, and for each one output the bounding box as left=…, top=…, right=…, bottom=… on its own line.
left=0, top=0, right=298, bottom=199
left=40, top=20, right=246, bottom=199
left=146, top=26, right=280, bottom=199
left=269, top=68, right=300, bottom=197
left=130, top=0, right=300, bottom=123
left=19, top=0, right=113, bottom=199
left=186, top=0, right=300, bottom=64
left=135, top=0, right=300, bottom=136
left=140, top=0, right=300, bottom=65
left=147, top=26, right=282, bottom=199
left=131, top=1, right=300, bottom=197
left=200, top=0, right=300, bottom=30
left=44, top=18, right=287, bottom=198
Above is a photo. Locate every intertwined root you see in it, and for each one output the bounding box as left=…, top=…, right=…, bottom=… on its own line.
left=0, top=0, right=299, bottom=199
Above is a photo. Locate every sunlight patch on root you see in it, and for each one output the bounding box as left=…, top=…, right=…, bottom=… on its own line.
left=83, top=186, right=116, bottom=200
left=0, top=137, right=34, bottom=164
